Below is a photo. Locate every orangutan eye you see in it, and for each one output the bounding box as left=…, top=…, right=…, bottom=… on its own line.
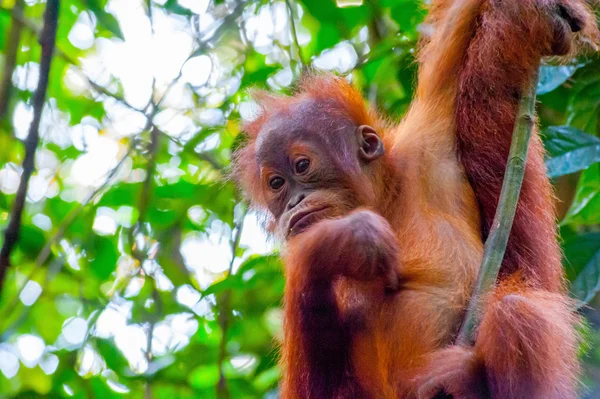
left=269, top=176, right=285, bottom=191
left=295, top=158, right=310, bottom=175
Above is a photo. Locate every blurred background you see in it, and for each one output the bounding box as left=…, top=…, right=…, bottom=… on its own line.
left=0, top=0, right=599, bottom=397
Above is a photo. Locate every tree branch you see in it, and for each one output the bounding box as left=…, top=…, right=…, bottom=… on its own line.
left=0, top=0, right=59, bottom=294
left=456, top=66, right=540, bottom=345
left=0, top=0, right=24, bottom=120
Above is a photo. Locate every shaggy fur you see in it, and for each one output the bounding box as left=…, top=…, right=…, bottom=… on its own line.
left=232, top=0, right=599, bottom=397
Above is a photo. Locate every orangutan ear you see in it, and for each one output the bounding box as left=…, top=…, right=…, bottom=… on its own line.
left=356, top=125, right=384, bottom=162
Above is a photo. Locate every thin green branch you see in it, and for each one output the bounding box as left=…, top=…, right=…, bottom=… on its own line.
left=138, top=127, right=160, bottom=227
left=216, top=210, right=246, bottom=399
left=285, top=0, right=305, bottom=68
left=0, top=0, right=59, bottom=294
left=122, top=126, right=159, bottom=294
left=456, top=66, right=540, bottom=345
left=129, top=126, right=163, bottom=386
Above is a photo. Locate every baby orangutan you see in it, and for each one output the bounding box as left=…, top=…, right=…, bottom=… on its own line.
left=233, top=0, right=599, bottom=397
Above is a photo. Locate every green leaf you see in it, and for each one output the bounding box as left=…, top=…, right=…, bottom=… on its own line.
left=97, top=12, right=124, bottom=40
left=543, top=126, right=600, bottom=178
left=338, top=5, right=373, bottom=31
left=201, top=254, right=281, bottom=304
left=17, top=224, right=46, bottom=259
left=300, top=0, right=342, bottom=26
left=301, top=0, right=371, bottom=36
left=253, top=366, right=281, bottom=391
left=537, top=65, right=579, bottom=95
left=19, top=366, right=52, bottom=394
left=159, top=256, right=190, bottom=287
left=564, top=233, right=600, bottom=305
left=241, top=53, right=280, bottom=87
left=154, top=180, right=196, bottom=199
left=31, top=298, right=65, bottom=343
left=96, top=339, right=129, bottom=372
left=97, top=183, right=140, bottom=207
left=0, top=11, right=9, bottom=52
left=314, top=23, right=341, bottom=54
left=85, top=0, right=124, bottom=40
left=55, top=3, right=84, bottom=58
left=237, top=254, right=281, bottom=275
left=89, top=376, right=122, bottom=399
left=151, top=383, right=197, bottom=399
left=562, top=166, right=600, bottom=226
left=163, top=0, right=194, bottom=17
left=202, top=275, right=242, bottom=297
left=88, top=235, right=118, bottom=279
left=566, top=63, right=600, bottom=132
left=57, top=95, right=105, bottom=125
left=188, top=364, right=220, bottom=389
left=390, top=0, right=425, bottom=38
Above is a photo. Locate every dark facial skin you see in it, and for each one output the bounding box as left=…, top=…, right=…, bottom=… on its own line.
left=254, top=99, right=385, bottom=239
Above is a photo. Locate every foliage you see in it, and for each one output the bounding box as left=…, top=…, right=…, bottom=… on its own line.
left=0, top=0, right=598, bottom=397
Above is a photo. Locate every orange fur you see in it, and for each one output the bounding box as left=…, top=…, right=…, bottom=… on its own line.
left=232, top=0, right=599, bottom=397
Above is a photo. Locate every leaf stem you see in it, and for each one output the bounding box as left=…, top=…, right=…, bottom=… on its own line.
left=456, top=66, right=540, bottom=345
